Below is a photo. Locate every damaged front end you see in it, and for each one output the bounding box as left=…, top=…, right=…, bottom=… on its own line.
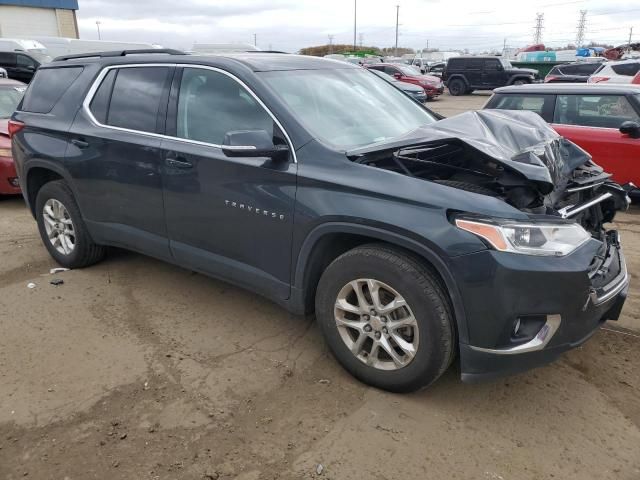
left=348, top=109, right=629, bottom=240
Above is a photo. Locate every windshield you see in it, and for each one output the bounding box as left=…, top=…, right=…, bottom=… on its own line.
left=394, top=64, right=421, bottom=76
left=260, top=68, right=437, bottom=150
left=0, top=85, right=26, bottom=118
left=500, top=58, right=513, bottom=69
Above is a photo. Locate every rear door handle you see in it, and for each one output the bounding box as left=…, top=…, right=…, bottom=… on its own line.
left=165, top=156, right=193, bottom=169
left=71, top=138, right=89, bottom=149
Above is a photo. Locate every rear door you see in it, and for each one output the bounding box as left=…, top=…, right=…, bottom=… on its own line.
left=159, top=66, right=297, bottom=300
left=552, top=93, right=640, bottom=185
left=67, top=64, right=174, bottom=258
left=465, top=59, right=483, bottom=87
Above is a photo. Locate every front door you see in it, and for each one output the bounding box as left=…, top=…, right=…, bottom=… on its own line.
left=552, top=93, right=640, bottom=186
left=482, top=59, right=502, bottom=88
left=160, top=66, right=297, bottom=300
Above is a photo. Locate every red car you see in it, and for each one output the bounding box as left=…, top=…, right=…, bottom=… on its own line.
left=484, top=84, right=640, bottom=192
left=0, top=78, right=26, bottom=195
left=365, top=63, right=444, bottom=99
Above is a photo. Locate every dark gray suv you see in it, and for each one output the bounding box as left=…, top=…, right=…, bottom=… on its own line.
left=10, top=50, right=629, bottom=392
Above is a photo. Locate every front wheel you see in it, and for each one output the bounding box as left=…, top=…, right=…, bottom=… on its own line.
left=315, top=244, right=456, bottom=392
left=36, top=180, right=106, bottom=268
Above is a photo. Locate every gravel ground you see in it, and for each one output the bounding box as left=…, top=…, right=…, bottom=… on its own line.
left=1, top=93, right=639, bottom=480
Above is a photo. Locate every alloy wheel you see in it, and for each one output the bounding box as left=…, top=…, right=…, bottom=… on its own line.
left=43, top=198, right=76, bottom=255
left=334, top=278, right=419, bottom=370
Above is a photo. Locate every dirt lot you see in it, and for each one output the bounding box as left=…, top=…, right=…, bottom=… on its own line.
left=1, top=93, right=640, bottom=480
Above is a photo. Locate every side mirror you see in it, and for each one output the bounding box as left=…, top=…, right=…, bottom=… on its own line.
left=620, top=121, right=640, bottom=139
left=222, top=129, right=289, bottom=159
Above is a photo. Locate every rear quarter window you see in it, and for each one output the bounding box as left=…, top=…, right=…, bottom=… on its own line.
left=611, top=62, right=640, bottom=76
left=21, top=66, right=83, bottom=114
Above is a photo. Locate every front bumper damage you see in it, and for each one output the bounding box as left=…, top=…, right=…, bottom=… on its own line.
left=454, top=230, right=628, bottom=382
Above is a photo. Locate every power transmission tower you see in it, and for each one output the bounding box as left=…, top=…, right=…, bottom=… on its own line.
left=576, top=10, right=587, bottom=47
left=328, top=34, right=334, bottom=54
left=395, top=5, right=400, bottom=56
left=533, top=13, right=544, bottom=44
left=359, top=33, right=364, bottom=48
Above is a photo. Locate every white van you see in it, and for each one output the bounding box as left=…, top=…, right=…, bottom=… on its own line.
left=0, top=38, right=47, bottom=54
left=30, top=37, right=162, bottom=59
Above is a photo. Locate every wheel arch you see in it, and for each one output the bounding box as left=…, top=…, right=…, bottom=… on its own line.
left=292, top=222, right=469, bottom=343
left=24, top=161, right=75, bottom=218
left=446, top=75, right=469, bottom=86
left=508, top=75, right=532, bottom=85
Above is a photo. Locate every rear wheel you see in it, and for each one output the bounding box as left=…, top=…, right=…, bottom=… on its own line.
left=448, top=78, right=466, bottom=96
left=315, top=244, right=456, bottom=392
left=36, top=180, right=106, bottom=268
left=512, top=78, right=529, bottom=86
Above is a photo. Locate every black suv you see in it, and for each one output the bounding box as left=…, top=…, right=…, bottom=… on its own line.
left=0, top=51, right=50, bottom=83
left=443, top=56, right=539, bottom=95
left=10, top=50, right=629, bottom=392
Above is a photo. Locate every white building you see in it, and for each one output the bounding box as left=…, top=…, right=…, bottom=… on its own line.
left=0, top=0, right=79, bottom=39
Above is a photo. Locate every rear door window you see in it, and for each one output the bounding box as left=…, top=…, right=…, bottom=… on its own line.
left=21, top=66, right=83, bottom=113
left=611, top=63, right=640, bottom=76
left=488, top=94, right=555, bottom=121
left=553, top=94, right=640, bottom=128
left=0, top=52, right=17, bottom=67
left=466, top=59, right=483, bottom=70
left=103, top=67, right=171, bottom=133
left=483, top=59, right=501, bottom=71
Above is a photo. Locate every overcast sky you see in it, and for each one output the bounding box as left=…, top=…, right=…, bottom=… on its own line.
left=76, top=0, right=640, bottom=53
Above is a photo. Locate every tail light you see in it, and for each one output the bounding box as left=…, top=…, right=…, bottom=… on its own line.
left=589, top=76, right=610, bottom=83
left=7, top=120, right=25, bottom=139
left=632, top=72, right=640, bottom=85
left=544, top=75, right=558, bottom=83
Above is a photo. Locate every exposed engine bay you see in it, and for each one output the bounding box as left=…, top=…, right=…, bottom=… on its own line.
left=347, top=109, right=630, bottom=240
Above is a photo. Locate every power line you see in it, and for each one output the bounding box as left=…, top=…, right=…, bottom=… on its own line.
left=576, top=10, right=587, bottom=47
left=534, top=13, right=544, bottom=43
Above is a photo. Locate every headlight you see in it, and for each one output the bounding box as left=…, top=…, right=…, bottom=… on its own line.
left=0, top=148, right=12, bottom=157
left=455, top=217, right=591, bottom=256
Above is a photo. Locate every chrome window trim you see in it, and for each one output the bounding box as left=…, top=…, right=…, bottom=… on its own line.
left=81, top=63, right=297, bottom=163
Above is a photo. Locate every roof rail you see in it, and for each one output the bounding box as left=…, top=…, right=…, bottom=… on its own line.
left=54, top=49, right=186, bottom=62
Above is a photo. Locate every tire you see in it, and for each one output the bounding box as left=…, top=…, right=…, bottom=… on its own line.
left=512, top=79, right=529, bottom=86
left=465, top=88, right=474, bottom=94
left=35, top=180, right=106, bottom=269
left=448, top=78, right=466, bottom=96
left=315, top=244, right=456, bottom=392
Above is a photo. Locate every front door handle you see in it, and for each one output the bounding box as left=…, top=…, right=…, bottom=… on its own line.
left=165, top=156, right=193, bottom=169
left=71, top=138, right=89, bottom=149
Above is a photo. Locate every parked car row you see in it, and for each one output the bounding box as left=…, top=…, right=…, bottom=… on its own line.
left=365, top=63, right=444, bottom=100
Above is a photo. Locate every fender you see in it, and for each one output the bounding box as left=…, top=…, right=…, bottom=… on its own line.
left=292, top=221, right=469, bottom=343
left=508, top=74, right=533, bottom=85
left=23, top=159, right=79, bottom=218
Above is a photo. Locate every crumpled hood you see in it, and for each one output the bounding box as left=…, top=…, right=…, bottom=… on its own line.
left=347, top=109, right=591, bottom=194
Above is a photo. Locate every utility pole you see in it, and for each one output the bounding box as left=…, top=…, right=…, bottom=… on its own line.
left=96, top=20, right=102, bottom=40
left=395, top=5, right=400, bottom=57
left=328, top=34, right=334, bottom=54
left=576, top=10, right=587, bottom=47
left=533, top=13, right=544, bottom=44
left=253, top=33, right=257, bottom=47
left=628, top=27, right=634, bottom=52
left=503, top=37, right=507, bottom=51
left=353, top=0, right=357, bottom=51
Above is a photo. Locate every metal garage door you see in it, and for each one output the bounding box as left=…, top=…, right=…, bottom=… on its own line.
left=0, top=6, right=59, bottom=37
